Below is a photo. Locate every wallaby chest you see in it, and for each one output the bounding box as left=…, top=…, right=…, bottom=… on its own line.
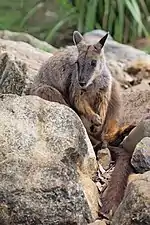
left=81, top=84, right=110, bottom=113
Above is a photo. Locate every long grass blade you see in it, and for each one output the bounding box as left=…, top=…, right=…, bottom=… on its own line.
left=20, top=2, right=44, bottom=28
left=107, top=1, right=115, bottom=35
left=116, top=0, right=125, bottom=42
left=85, top=0, right=99, bottom=32
left=103, top=0, right=110, bottom=30
left=125, top=0, right=149, bottom=36
left=76, top=0, right=86, bottom=33
left=45, top=8, right=77, bottom=43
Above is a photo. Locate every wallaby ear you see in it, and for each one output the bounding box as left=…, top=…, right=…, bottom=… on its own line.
left=99, top=32, right=109, bottom=47
left=94, top=32, right=109, bottom=52
left=73, top=31, right=84, bottom=46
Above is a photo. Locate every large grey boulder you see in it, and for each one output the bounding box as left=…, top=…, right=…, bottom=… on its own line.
left=0, top=94, right=98, bottom=225
left=111, top=171, right=150, bottom=225
left=131, top=137, right=150, bottom=173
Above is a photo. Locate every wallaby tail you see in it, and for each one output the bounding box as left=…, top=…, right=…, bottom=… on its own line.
left=100, top=146, right=133, bottom=217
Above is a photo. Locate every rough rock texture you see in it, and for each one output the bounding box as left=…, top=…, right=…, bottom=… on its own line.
left=121, top=88, right=150, bottom=125
left=0, top=94, right=98, bottom=225
left=0, top=51, right=26, bottom=95
left=0, top=38, right=51, bottom=89
left=84, top=30, right=150, bottom=63
left=97, top=148, right=111, bottom=170
left=122, top=118, right=150, bottom=154
left=84, top=30, right=113, bottom=40
left=0, top=30, right=57, bottom=53
left=111, top=171, right=150, bottom=225
left=131, top=137, right=150, bottom=173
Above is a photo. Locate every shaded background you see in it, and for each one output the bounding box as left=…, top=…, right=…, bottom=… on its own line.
left=0, top=0, right=149, bottom=51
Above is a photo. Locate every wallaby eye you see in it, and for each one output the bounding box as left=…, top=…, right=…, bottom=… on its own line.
left=91, top=59, right=97, bottom=67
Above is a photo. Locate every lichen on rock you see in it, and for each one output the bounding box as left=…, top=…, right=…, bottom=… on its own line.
left=0, top=49, right=26, bottom=95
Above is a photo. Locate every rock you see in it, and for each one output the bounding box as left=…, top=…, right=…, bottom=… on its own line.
left=97, top=148, right=111, bottom=170
left=0, top=94, right=99, bottom=225
left=111, top=171, right=150, bottom=225
left=131, top=137, right=150, bottom=173
left=0, top=51, right=26, bottom=95
left=121, top=88, right=150, bottom=125
left=0, top=30, right=57, bottom=53
left=127, top=173, right=141, bottom=185
left=106, top=59, right=135, bottom=87
left=124, top=59, right=150, bottom=80
left=79, top=175, right=100, bottom=220
left=122, top=118, right=150, bottom=153
left=84, top=30, right=150, bottom=63
left=0, top=38, right=51, bottom=88
left=84, top=29, right=113, bottom=41
left=104, top=40, right=150, bottom=65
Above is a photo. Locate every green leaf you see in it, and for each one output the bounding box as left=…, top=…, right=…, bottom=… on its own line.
left=125, top=0, right=149, bottom=36
left=103, top=0, right=110, bottom=29
left=45, top=9, right=77, bottom=43
left=76, top=0, right=86, bottom=33
left=84, top=0, right=99, bottom=32
left=20, top=2, right=44, bottom=28
left=116, top=0, right=125, bottom=42
left=107, top=1, right=115, bottom=35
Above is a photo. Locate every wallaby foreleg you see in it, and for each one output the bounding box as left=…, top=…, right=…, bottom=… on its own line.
left=30, top=84, right=69, bottom=106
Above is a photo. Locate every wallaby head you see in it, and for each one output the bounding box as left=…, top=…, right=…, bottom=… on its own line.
left=73, top=31, right=109, bottom=88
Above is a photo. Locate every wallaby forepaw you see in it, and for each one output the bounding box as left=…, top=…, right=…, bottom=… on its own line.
left=90, top=124, right=102, bottom=134
left=90, top=114, right=102, bottom=126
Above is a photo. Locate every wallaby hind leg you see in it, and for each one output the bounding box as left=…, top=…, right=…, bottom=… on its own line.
left=30, top=84, right=69, bottom=106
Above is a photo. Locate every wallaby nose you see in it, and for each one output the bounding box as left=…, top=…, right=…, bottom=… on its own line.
left=79, top=81, right=86, bottom=87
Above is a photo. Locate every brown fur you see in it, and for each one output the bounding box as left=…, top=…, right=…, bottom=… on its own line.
left=29, top=31, right=133, bottom=216
left=100, top=146, right=133, bottom=217
left=30, top=31, right=121, bottom=143
left=95, top=122, right=135, bottom=218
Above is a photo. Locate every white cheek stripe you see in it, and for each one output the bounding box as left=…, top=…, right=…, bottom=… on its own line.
left=85, top=72, right=99, bottom=88
left=85, top=61, right=103, bottom=88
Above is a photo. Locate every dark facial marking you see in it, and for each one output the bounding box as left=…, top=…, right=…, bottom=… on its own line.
left=91, top=59, right=97, bottom=67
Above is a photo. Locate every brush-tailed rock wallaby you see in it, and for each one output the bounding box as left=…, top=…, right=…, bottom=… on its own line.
left=30, top=31, right=121, bottom=145
left=29, top=31, right=136, bottom=217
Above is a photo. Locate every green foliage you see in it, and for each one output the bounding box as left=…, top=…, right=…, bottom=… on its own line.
left=49, top=0, right=150, bottom=44
left=0, top=0, right=149, bottom=46
left=0, top=0, right=39, bottom=30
